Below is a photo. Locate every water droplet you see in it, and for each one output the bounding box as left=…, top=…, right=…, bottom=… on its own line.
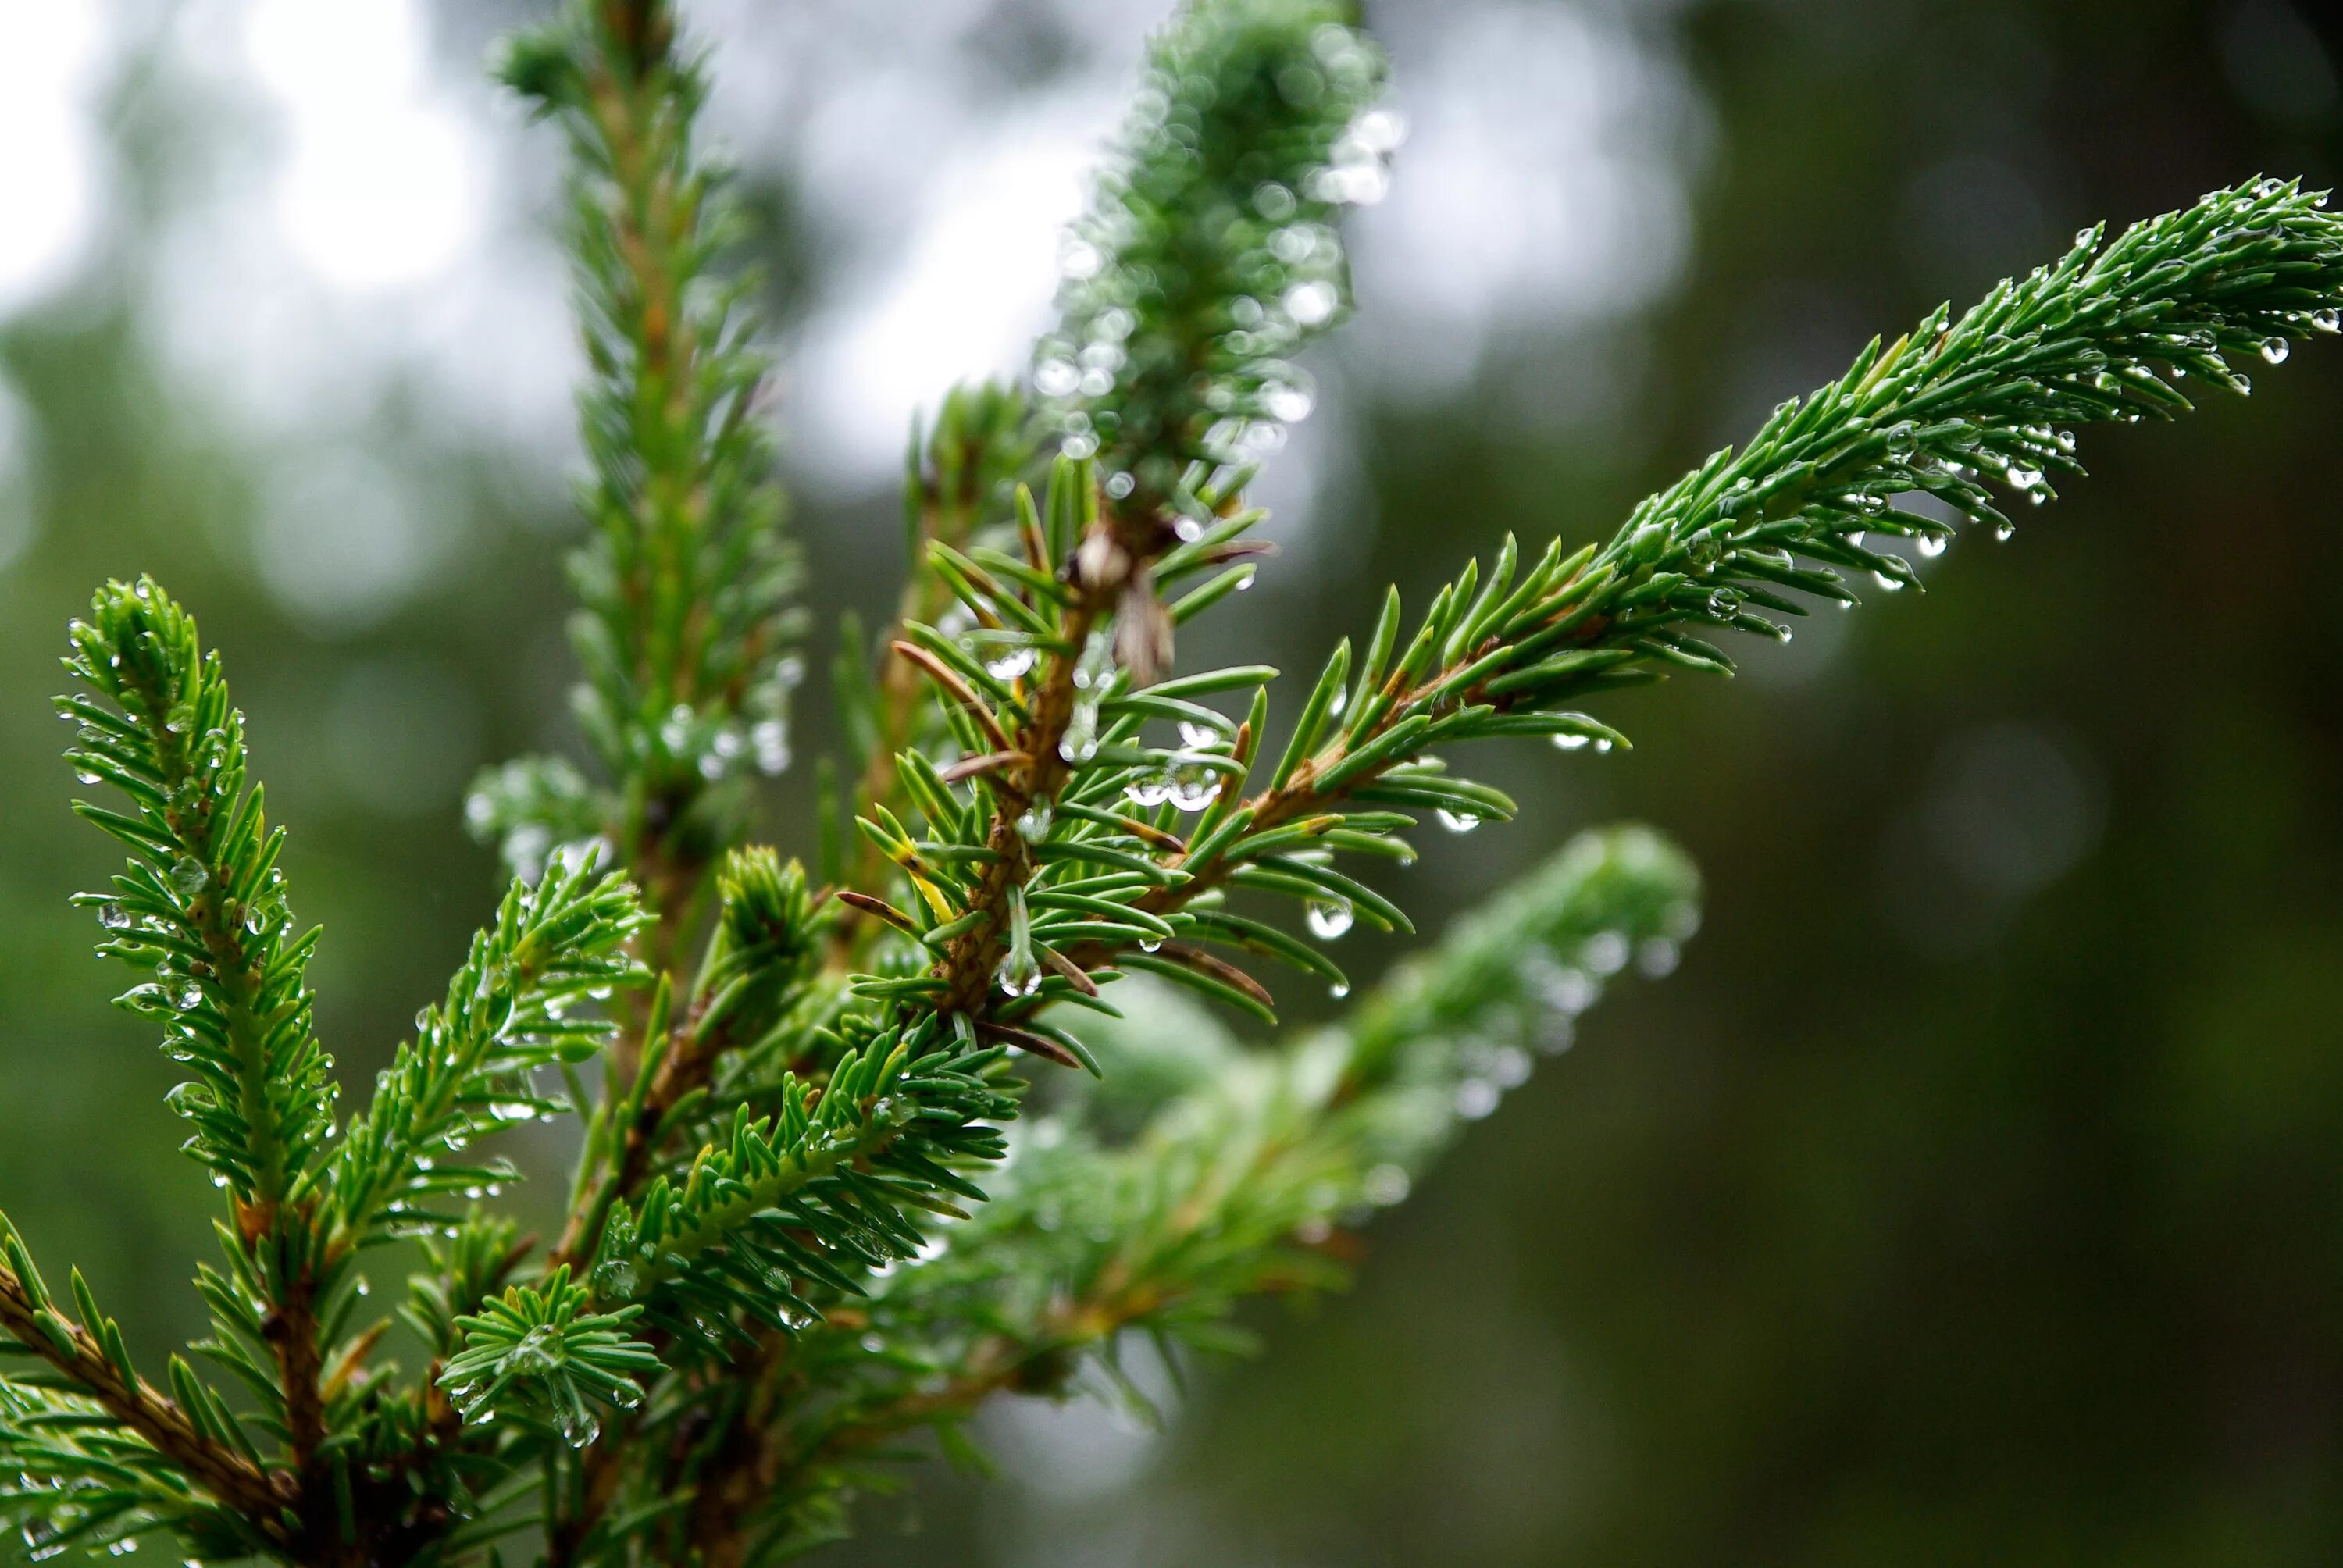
left=1262, top=380, right=1314, bottom=422
left=1125, top=772, right=1173, bottom=808
left=985, top=646, right=1036, bottom=682
left=175, top=983, right=203, bottom=1011
left=557, top=1405, right=601, bottom=1449
left=1305, top=898, right=1354, bottom=940
left=750, top=719, right=790, bottom=776
left=1553, top=732, right=1590, bottom=751
left=1057, top=704, right=1099, bottom=764
left=1454, top=1079, right=1500, bottom=1120
left=1917, top=532, right=1949, bottom=558
left=98, top=903, right=132, bottom=931
left=74, top=769, right=100, bottom=785
left=995, top=955, right=1042, bottom=1000
left=1437, top=808, right=1481, bottom=833
left=1996, top=521, right=2017, bottom=541
left=1282, top=280, right=1339, bottom=327
left=169, top=856, right=209, bottom=898
left=1582, top=931, right=1630, bottom=975
left=1016, top=800, right=1054, bottom=843
left=2313, top=308, right=2340, bottom=333
left=1104, top=470, right=1136, bottom=500
left=1168, top=764, right=1219, bottom=813
left=1362, top=1163, right=1410, bottom=1206
left=1035, top=358, right=1079, bottom=397
left=2261, top=337, right=2291, bottom=364
left=2006, top=465, right=2042, bottom=491
left=1636, top=938, right=1682, bottom=978
left=1328, top=981, right=1350, bottom=999
left=1872, top=572, right=1905, bottom=592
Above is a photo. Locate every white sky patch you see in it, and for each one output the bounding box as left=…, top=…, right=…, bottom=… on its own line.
left=1350, top=1, right=1700, bottom=403
left=244, top=0, right=481, bottom=292
left=787, top=95, right=1112, bottom=490
left=757, top=0, right=1701, bottom=492
left=255, top=448, right=455, bottom=633
left=27, top=0, right=1700, bottom=594
left=0, top=374, right=39, bottom=573
left=0, top=5, right=108, bottom=316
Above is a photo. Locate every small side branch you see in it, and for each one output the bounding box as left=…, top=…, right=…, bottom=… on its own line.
left=0, top=1260, right=291, bottom=1540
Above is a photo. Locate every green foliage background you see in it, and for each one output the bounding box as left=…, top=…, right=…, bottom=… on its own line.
left=5, top=0, right=2341, bottom=1563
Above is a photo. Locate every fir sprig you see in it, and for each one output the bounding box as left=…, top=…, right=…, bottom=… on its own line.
left=56, top=579, right=348, bottom=1494
left=577, top=1020, right=1016, bottom=1350
left=437, top=1268, right=660, bottom=1450
left=327, top=862, right=651, bottom=1252
left=480, top=0, right=804, bottom=928
left=59, top=577, right=334, bottom=1224
left=555, top=846, right=826, bottom=1269
left=1035, top=0, right=1389, bottom=516
left=1013, top=178, right=2343, bottom=1018
left=711, top=828, right=1701, bottom=1537
left=2, top=1214, right=285, bottom=1559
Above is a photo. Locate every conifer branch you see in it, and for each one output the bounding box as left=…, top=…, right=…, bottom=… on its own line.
left=553, top=848, right=822, bottom=1270
left=836, top=384, right=1038, bottom=943
left=1049, top=178, right=2343, bottom=996
left=488, top=0, right=802, bottom=979
left=327, top=863, right=650, bottom=1254
left=58, top=578, right=345, bottom=1488
left=2, top=1216, right=290, bottom=1551
left=879, top=0, right=1389, bottom=1028
left=60, top=578, right=334, bottom=1232
left=11, top=0, right=2343, bottom=1559
left=738, top=828, right=1700, bottom=1546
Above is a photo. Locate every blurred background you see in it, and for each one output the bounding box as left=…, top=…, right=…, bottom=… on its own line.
left=5, top=0, right=2343, bottom=1563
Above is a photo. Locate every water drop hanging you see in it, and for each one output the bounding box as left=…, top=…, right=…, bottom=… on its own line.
left=1305, top=898, right=1354, bottom=940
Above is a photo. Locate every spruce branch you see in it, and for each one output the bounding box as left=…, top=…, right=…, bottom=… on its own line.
left=2, top=1214, right=290, bottom=1555
left=1035, top=0, right=1389, bottom=518
left=12, top=0, right=2343, bottom=1556
left=58, top=577, right=347, bottom=1485
left=576, top=1021, right=1015, bottom=1350
left=326, top=862, right=651, bottom=1254
left=60, top=577, right=334, bottom=1233
left=554, top=847, right=823, bottom=1270
left=1040, top=178, right=2343, bottom=1007
left=743, top=828, right=1699, bottom=1541
left=844, top=0, right=1390, bottom=1028
left=486, top=0, right=803, bottom=964
left=837, top=382, right=1040, bottom=935
left=437, top=1268, right=661, bottom=1451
